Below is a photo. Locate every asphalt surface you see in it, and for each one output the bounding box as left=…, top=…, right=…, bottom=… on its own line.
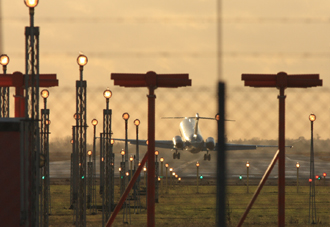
left=50, top=147, right=330, bottom=183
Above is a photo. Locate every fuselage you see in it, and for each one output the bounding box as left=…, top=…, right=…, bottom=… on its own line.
left=179, top=118, right=204, bottom=153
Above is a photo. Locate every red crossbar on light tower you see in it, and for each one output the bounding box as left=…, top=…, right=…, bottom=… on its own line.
left=241, top=72, right=322, bottom=227
left=109, top=71, right=191, bottom=227
left=0, top=71, right=58, bottom=117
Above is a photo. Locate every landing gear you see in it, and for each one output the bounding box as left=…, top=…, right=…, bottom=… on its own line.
left=204, top=153, right=211, bottom=161
left=172, top=149, right=180, bottom=159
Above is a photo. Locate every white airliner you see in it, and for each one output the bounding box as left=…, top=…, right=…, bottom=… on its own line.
left=114, top=113, right=280, bottom=161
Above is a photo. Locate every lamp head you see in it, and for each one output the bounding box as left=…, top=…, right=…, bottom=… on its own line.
left=24, top=0, right=39, bottom=8
left=77, top=54, right=88, bottom=67
left=40, top=89, right=49, bottom=99
left=91, top=119, right=98, bottom=126
left=155, top=150, right=159, bottom=156
left=120, top=149, right=125, bottom=156
left=103, top=88, right=112, bottom=99
left=196, top=162, right=200, bottom=167
left=215, top=113, right=220, bottom=121
left=0, top=54, right=9, bottom=66
left=160, top=157, right=164, bottom=162
left=87, top=150, right=92, bottom=156
left=74, top=113, right=80, bottom=120
left=309, top=114, right=316, bottom=122
left=134, top=119, right=140, bottom=126
left=122, top=112, right=130, bottom=120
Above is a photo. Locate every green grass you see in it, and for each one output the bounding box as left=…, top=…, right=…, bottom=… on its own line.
left=49, top=184, right=330, bottom=227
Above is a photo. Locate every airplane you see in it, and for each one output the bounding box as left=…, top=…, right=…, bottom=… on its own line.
left=114, top=113, right=282, bottom=161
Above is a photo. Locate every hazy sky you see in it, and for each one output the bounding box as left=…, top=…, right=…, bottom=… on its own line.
left=2, top=0, right=330, bottom=89
left=1, top=1, right=330, bottom=141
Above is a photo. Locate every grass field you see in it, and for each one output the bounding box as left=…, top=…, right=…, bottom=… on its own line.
left=49, top=184, right=330, bottom=227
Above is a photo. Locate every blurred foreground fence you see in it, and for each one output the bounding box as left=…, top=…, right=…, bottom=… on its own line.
left=41, top=85, right=330, bottom=160
left=45, top=86, right=330, bottom=139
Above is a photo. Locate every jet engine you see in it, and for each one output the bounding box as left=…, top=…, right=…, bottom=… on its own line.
left=173, top=136, right=184, bottom=150
left=205, top=137, right=215, bottom=150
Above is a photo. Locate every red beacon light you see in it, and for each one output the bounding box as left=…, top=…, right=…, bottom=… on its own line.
left=309, top=178, right=312, bottom=183
left=323, top=172, right=327, bottom=177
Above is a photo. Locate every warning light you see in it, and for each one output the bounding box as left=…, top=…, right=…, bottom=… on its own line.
left=323, top=172, right=327, bottom=177
left=309, top=178, right=312, bottom=182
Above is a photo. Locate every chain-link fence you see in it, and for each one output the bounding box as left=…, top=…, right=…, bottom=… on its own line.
left=46, top=85, right=330, bottom=156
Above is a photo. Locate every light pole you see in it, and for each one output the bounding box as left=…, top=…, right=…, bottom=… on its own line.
left=40, top=88, right=50, bottom=226
left=169, top=168, right=173, bottom=190
left=309, top=113, right=316, bottom=224
left=75, top=53, right=88, bottom=227
left=160, top=158, right=164, bottom=194
left=23, top=1, right=41, bottom=226
left=246, top=161, right=250, bottom=193
left=130, top=156, right=134, bottom=181
left=87, top=150, right=92, bottom=166
left=87, top=150, right=92, bottom=211
left=123, top=112, right=130, bottom=184
left=144, top=167, right=147, bottom=187
left=196, top=162, right=200, bottom=193
left=121, top=149, right=125, bottom=163
left=134, top=119, right=140, bottom=171
left=0, top=54, right=10, bottom=117
left=165, top=163, right=169, bottom=194
left=120, top=149, right=125, bottom=196
left=155, top=150, right=159, bottom=202
left=155, top=150, right=159, bottom=162
left=102, top=88, right=113, bottom=226
left=133, top=119, right=140, bottom=206
left=296, top=162, right=300, bottom=193
left=91, top=119, right=98, bottom=214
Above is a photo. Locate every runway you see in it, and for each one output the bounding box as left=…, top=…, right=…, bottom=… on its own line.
left=50, top=147, right=330, bottom=181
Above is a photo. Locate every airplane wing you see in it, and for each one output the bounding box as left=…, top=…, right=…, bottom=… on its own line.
left=113, top=139, right=287, bottom=151
left=113, top=138, right=174, bottom=149
left=225, top=143, right=258, bottom=150
left=220, top=143, right=291, bottom=150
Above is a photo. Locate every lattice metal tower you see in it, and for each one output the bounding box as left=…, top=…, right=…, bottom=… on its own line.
left=102, top=89, right=114, bottom=226
left=75, top=54, right=88, bottom=227
left=22, top=2, right=41, bottom=226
